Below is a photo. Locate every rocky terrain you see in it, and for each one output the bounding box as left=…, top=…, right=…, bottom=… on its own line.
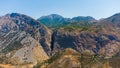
left=0, top=13, right=120, bottom=68
left=0, top=13, right=51, bottom=67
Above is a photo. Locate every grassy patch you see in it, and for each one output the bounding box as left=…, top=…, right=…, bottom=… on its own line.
left=62, top=24, right=93, bottom=32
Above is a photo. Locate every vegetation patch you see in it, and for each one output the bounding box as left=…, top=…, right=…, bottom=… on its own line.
left=62, top=24, right=93, bottom=32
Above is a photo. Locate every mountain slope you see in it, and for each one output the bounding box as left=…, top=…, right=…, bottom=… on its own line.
left=107, top=13, right=120, bottom=24
left=50, top=20, right=120, bottom=58
left=0, top=13, right=51, bottom=65
left=34, top=48, right=81, bottom=68
left=34, top=48, right=115, bottom=68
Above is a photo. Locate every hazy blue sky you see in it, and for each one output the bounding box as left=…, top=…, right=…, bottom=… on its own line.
left=0, top=0, right=120, bottom=19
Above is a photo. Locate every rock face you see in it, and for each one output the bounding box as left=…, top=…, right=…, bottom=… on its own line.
left=0, top=13, right=51, bottom=64
left=12, top=36, right=49, bottom=64
left=50, top=23, right=120, bottom=58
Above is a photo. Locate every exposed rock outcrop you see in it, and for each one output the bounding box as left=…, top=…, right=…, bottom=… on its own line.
left=0, top=13, right=51, bottom=65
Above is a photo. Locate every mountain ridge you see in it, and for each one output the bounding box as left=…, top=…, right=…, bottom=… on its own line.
left=0, top=12, right=120, bottom=68
left=37, top=14, right=96, bottom=29
left=0, top=13, right=52, bottom=66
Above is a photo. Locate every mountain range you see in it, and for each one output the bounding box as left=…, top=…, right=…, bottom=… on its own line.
left=0, top=13, right=120, bottom=68
left=37, top=14, right=96, bottom=29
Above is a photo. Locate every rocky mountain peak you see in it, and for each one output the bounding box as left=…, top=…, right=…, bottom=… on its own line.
left=107, top=13, right=120, bottom=24
left=71, top=16, right=96, bottom=22
left=37, top=14, right=68, bottom=28
left=40, top=14, right=64, bottom=19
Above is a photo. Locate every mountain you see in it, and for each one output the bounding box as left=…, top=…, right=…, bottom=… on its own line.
left=105, top=13, right=120, bottom=28
left=50, top=25, right=120, bottom=57
left=107, top=13, right=120, bottom=24
left=37, top=14, right=70, bottom=28
left=71, top=16, right=96, bottom=23
left=1, top=13, right=120, bottom=68
left=0, top=13, right=51, bottom=66
left=37, top=14, right=96, bottom=29
left=37, top=13, right=120, bottom=68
